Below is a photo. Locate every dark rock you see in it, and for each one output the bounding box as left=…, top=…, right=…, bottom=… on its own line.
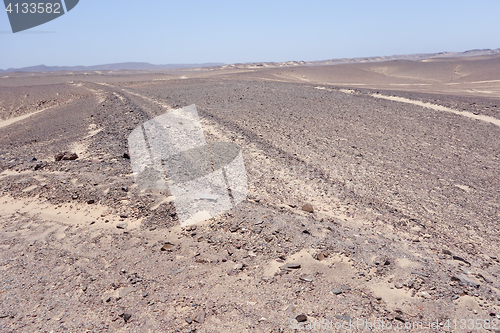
left=331, top=289, right=343, bottom=295
left=116, top=222, right=128, bottom=229
left=121, top=186, right=128, bottom=192
left=119, top=313, right=131, bottom=323
left=87, top=199, right=95, bottom=204
left=453, top=256, right=471, bottom=266
left=54, top=152, right=65, bottom=161
left=123, top=153, right=130, bottom=159
left=296, top=314, right=307, bottom=322
left=119, top=214, right=128, bottom=219
left=302, top=203, right=314, bottom=213
left=142, top=292, right=148, bottom=298
left=452, top=295, right=459, bottom=300
left=55, top=152, right=78, bottom=161
left=63, top=152, right=78, bottom=160
left=186, top=317, right=192, bottom=324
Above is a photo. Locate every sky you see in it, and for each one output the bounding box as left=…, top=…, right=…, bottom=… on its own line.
left=1, top=0, right=499, bottom=69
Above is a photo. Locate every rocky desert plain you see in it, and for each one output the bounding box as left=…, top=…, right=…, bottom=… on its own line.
left=1, top=51, right=500, bottom=332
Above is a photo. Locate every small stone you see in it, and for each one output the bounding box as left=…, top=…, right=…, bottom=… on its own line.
left=82, top=285, right=87, bottom=292
left=193, top=309, right=206, bottom=323
left=54, top=152, right=64, bottom=161
left=119, top=214, right=128, bottom=219
left=185, top=317, right=192, bottom=324
left=316, top=253, right=325, bottom=261
left=300, top=277, right=313, bottom=282
left=302, top=203, right=314, bottom=213
left=72, top=194, right=78, bottom=200
left=121, top=186, right=128, bottom=192
left=87, top=199, right=95, bottom=204
left=123, top=153, right=130, bottom=159
left=64, top=152, right=78, bottom=160
left=452, top=274, right=480, bottom=288
left=142, top=292, right=148, bottom=298
left=394, top=283, right=403, bottom=289
left=234, top=263, right=244, bottom=270
left=119, top=313, right=131, bottom=323
left=280, top=263, right=301, bottom=270
left=296, top=314, right=307, bottom=322
left=105, top=296, right=111, bottom=302
left=116, top=222, right=127, bottom=229
left=452, top=295, right=459, bottom=301
left=419, top=291, right=431, bottom=299
left=161, top=243, right=175, bottom=251
left=331, top=289, right=343, bottom=295
left=453, top=256, right=471, bottom=266
left=229, top=225, right=239, bottom=232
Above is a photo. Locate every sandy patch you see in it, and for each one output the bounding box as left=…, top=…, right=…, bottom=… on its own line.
left=371, top=93, right=500, bottom=128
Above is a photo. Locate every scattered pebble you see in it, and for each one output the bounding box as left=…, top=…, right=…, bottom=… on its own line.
left=193, top=309, right=206, bottom=323
left=331, top=289, right=343, bottom=295
left=302, top=203, right=314, bottom=213
left=296, top=314, right=307, bottom=322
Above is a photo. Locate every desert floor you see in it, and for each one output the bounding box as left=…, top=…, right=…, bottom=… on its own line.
left=1, top=55, right=500, bottom=332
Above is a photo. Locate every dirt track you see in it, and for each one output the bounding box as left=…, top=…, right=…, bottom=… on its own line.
left=1, top=60, right=500, bottom=332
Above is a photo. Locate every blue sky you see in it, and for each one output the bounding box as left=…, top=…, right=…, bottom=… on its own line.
left=1, top=0, right=499, bottom=69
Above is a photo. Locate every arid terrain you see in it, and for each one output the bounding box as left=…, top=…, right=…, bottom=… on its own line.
left=1, top=53, right=500, bottom=332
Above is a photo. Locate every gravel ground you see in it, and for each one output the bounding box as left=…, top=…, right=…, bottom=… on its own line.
left=0, top=70, right=500, bottom=332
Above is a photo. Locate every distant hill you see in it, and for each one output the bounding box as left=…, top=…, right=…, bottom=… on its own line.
left=0, top=62, right=225, bottom=73
left=227, top=48, right=500, bottom=69
left=2, top=48, right=499, bottom=73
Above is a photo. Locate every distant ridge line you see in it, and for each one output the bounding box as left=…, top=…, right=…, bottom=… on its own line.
left=0, top=62, right=225, bottom=73
left=1, top=48, right=499, bottom=73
